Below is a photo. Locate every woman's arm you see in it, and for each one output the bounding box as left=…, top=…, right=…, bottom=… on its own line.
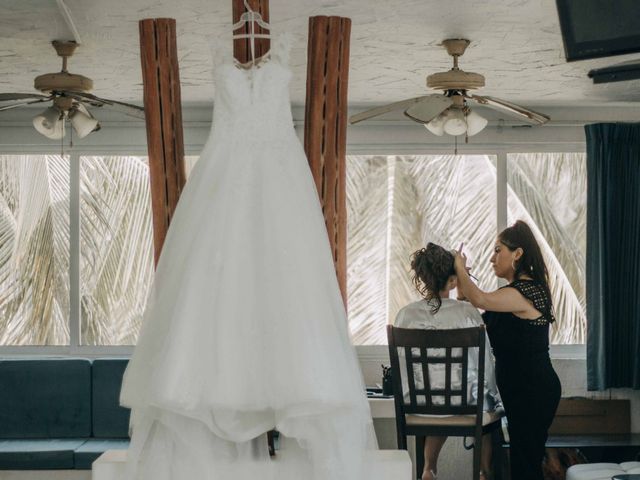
left=453, top=251, right=533, bottom=314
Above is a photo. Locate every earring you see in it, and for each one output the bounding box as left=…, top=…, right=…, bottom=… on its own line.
left=511, top=259, right=517, bottom=271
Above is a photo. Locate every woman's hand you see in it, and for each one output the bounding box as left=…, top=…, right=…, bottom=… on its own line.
left=453, top=249, right=468, bottom=275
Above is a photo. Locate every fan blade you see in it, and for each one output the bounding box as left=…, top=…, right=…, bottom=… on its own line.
left=465, top=93, right=550, bottom=125
left=349, top=96, right=429, bottom=124
left=0, top=93, right=50, bottom=102
left=0, top=96, right=53, bottom=112
left=404, top=94, right=454, bottom=124
left=65, top=91, right=145, bottom=120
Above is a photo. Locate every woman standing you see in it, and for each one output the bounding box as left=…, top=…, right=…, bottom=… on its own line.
left=453, top=221, right=561, bottom=480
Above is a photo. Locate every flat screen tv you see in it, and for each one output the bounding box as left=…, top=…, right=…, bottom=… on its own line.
left=556, top=0, right=640, bottom=61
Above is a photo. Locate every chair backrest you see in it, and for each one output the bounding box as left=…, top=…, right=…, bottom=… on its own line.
left=387, top=325, right=486, bottom=418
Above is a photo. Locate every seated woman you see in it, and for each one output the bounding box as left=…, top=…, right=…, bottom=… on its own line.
left=394, top=243, right=501, bottom=480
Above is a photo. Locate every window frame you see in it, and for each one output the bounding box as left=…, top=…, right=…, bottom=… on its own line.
left=346, top=142, right=587, bottom=359
left=0, top=146, right=151, bottom=356
left=0, top=136, right=587, bottom=358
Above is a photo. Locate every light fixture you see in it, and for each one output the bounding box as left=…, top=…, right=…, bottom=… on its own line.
left=33, top=106, right=65, bottom=139
left=465, top=109, right=488, bottom=136
left=425, top=111, right=446, bottom=136
left=68, top=103, right=100, bottom=138
left=424, top=94, right=488, bottom=138
left=443, top=108, right=467, bottom=136
left=32, top=97, right=101, bottom=140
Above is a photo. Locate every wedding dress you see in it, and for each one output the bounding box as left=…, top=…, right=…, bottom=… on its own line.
left=120, top=35, right=376, bottom=480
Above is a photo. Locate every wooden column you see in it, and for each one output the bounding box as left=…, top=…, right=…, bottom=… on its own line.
left=232, top=0, right=270, bottom=63
left=304, top=16, right=351, bottom=306
left=139, top=18, right=186, bottom=266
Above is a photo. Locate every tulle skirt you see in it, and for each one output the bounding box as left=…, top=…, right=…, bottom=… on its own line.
left=120, top=123, right=376, bottom=480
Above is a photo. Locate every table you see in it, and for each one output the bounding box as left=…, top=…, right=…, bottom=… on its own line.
left=368, top=397, right=395, bottom=418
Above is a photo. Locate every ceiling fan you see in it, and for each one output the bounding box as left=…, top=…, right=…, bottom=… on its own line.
left=0, top=41, right=145, bottom=140
left=349, top=39, right=550, bottom=137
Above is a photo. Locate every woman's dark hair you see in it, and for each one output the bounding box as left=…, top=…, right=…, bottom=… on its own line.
left=498, top=220, right=552, bottom=299
left=411, top=242, right=456, bottom=313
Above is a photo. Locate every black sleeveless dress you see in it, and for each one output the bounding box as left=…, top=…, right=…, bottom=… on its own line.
left=482, top=280, right=561, bottom=480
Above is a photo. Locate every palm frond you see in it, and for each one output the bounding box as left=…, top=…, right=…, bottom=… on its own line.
left=347, top=153, right=586, bottom=345
left=80, top=156, right=153, bottom=345
left=410, top=155, right=499, bottom=293
left=507, top=153, right=586, bottom=344
left=0, top=155, right=69, bottom=345
left=346, top=155, right=389, bottom=344
left=387, top=156, right=422, bottom=325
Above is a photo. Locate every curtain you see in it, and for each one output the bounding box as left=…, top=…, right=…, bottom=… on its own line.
left=586, top=123, right=640, bottom=390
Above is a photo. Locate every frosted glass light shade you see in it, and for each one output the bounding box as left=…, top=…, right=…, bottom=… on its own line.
left=33, top=107, right=65, bottom=139
left=69, top=104, right=100, bottom=138
left=425, top=112, right=446, bottom=136
left=443, top=109, right=467, bottom=136
left=466, top=110, right=488, bottom=136
left=424, top=106, right=488, bottom=138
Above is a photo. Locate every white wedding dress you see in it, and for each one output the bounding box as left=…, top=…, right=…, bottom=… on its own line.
left=120, top=35, right=376, bottom=480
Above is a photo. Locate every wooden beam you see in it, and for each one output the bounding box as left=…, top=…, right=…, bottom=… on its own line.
left=232, top=0, right=270, bottom=64
left=139, top=18, right=186, bottom=266
left=304, top=16, right=351, bottom=307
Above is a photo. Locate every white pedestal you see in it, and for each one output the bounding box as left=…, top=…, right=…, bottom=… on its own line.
left=92, top=450, right=127, bottom=480
left=92, top=448, right=411, bottom=480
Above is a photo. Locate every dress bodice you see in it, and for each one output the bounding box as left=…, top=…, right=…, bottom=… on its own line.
left=211, top=36, right=294, bottom=138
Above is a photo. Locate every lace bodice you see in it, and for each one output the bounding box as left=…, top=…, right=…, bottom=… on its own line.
left=211, top=35, right=294, bottom=138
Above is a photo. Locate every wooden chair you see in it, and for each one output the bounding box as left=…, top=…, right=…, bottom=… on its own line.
left=387, top=324, right=502, bottom=480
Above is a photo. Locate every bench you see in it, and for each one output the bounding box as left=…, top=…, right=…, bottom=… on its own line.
left=547, top=399, right=638, bottom=462
left=0, top=359, right=130, bottom=470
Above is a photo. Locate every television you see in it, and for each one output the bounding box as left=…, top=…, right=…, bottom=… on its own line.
left=555, top=0, right=640, bottom=61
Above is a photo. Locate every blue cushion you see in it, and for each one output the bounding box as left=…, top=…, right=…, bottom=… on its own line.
left=0, top=359, right=92, bottom=439
left=0, top=439, right=86, bottom=469
left=73, top=438, right=130, bottom=469
left=91, top=359, right=131, bottom=438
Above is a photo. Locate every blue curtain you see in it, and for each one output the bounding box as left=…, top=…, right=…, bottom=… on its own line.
left=586, top=123, right=640, bottom=390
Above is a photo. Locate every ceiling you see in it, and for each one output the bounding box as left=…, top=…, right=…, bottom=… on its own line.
left=1, top=0, right=640, bottom=111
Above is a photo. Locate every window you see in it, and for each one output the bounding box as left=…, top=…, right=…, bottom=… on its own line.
left=348, top=154, right=497, bottom=345
left=507, top=153, right=586, bottom=344
left=0, top=154, right=154, bottom=350
left=80, top=156, right=154, bottom=345
left=0, top=155, right=69, bottom=345
left=0, top=151, right=584, bottom=349
left=347, top=153, right=586, bottom=346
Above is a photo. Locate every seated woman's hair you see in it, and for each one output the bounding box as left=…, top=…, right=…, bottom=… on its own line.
left=411, top=242, right=455, bottom=313
left=499, top=220, right=551, bottom=298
